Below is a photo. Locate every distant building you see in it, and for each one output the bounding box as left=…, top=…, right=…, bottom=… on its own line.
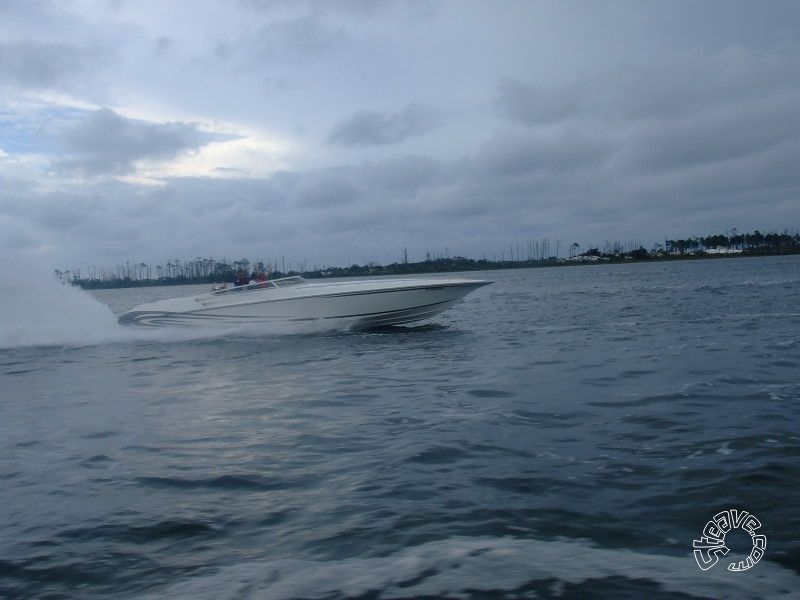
left=566, top=255, right=607, bottom=262
left=705, top=246, right=743, bottom=255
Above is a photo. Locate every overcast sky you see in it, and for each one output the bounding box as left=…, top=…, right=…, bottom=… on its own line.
left=2, top=0, right=800, bottom=271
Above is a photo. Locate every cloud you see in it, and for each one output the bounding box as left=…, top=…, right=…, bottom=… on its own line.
left=474, top=129, right=613, bottom=177
left=288, top=171, right=361, bottom=208
left=625, top=94, right=800, bottom=173
left=328, top=104, right=439, bottom=146
left=495, top=78, right=582, bottom=126
left=251, top=16, right=349, bottom=63
left=54, top=108, right=237, bottom=176
left=2, top=3, right=800, bottom=272
left=214, top=10, right=350, bottom=69
left=238, top=0, right=415, bottom=20
left=358, top=155, right=439, bottom=192
left=0, top=40, right=91, bottom=89
left=483, top=45, right=800, bottom=238
left=498, top=46, right=800, bottom=127
left=4, top=107, right=800, bottom=272
left=154, top=36, right=173, bottom=57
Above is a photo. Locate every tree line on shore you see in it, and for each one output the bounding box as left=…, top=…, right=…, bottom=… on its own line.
left=59, top=229, right=800, bottom=289
left=664, top=229, right=797, bottom=255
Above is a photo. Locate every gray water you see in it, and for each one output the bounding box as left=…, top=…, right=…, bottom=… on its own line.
left=1, top=256, right=800, bottom=599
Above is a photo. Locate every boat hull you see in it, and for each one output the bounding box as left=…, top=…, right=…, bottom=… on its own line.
left=118, top=279, right=490, bottom=328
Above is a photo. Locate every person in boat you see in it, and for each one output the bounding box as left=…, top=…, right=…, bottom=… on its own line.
left=234, top=270, right=248, bottom=288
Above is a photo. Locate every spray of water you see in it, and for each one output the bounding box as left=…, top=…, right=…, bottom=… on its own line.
left=0, top=257, right=127, bottom=349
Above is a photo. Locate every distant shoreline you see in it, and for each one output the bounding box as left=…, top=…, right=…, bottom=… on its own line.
left=72, top=249, right=798, bottom=290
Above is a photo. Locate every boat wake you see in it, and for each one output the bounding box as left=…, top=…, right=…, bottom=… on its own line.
left=138, top=535, right=800, bottom=600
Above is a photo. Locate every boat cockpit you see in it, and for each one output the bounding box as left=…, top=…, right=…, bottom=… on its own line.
left=210, top=276, right=307, bottom=295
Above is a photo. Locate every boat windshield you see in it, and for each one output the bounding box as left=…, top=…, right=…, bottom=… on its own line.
left=270, top=276, right=306, bottom=287
left=210, top=275, right=307, bottom=295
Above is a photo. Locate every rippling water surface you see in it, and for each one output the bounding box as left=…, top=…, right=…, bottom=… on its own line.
left=2, top=256, right=800, bottom=599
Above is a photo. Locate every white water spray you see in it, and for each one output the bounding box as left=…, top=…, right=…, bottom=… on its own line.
left=0, top=257, right=127, bottom=349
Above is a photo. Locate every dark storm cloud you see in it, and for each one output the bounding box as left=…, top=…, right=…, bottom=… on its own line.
left=328, top=104, right=439, bottom=146
left=0, top=40, right=90, bottom=89
left=55, top=108, right=237, bottom=176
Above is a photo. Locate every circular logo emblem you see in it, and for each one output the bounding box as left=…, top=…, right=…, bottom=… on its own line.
left=693, top=509, right=766, bottom=571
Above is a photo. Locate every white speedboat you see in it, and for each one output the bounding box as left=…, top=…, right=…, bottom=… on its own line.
left=118, top=275, right=491, bottom=328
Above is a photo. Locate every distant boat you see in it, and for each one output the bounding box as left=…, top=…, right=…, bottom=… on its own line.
left=118, top=275, right=491, bottom=328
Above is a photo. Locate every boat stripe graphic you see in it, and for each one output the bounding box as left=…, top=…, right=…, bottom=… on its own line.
left=119, top=298, right=460, bottom=326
